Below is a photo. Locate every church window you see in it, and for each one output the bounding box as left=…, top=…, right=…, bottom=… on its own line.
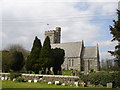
left=72, top=59, right=74, bottom=66
left=69, top=60, right=71, bottom=66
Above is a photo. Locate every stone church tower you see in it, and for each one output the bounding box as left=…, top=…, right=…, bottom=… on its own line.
left=45, top=27, right=61, bottom=44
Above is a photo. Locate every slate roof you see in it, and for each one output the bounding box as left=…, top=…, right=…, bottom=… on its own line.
left=82, top=46, right=98, bottom=59
left=51, top=41, right=83, bottom=57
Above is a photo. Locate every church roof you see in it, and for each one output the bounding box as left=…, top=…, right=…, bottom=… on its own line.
left=82, top=46, right=98, bottom=59
left=51, top=41, right=83, bottom=57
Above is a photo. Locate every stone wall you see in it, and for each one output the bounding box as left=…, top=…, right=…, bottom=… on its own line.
left=0, top=73, right=79, bottom=85
left=62, top=57, right=81, bottom=71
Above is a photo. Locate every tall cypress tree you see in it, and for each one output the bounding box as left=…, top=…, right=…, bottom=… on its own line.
left=40, top=36, right=52, bottom=74
left=26, top=36, right=42, bottom=74
left=108, top=10, right=120, bottom=69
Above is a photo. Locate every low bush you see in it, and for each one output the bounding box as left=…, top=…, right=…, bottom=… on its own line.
left=15, top=77, right=26, bottom=82
left=80, top=71, right=120, bottom=88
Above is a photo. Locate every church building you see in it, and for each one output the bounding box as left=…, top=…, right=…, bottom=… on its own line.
left=45, top=27, right=100, bottom=72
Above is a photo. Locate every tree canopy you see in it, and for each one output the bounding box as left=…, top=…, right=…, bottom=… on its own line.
left=25, top=36, right=42, bottom=74
left=109, top=10, right=120, bottom=69
left=51, top=48, right=65, bottom=75
left=10, top=51, right=25, bottom=72
left=40, top=36, right=52, bottom=74
left=2, top=44, right=27, bottom=72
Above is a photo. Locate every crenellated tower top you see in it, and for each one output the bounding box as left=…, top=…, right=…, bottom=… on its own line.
left=45, top=27, right=61, bottom=44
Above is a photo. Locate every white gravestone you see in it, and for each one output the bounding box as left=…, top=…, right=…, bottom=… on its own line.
left=1, top=77, right=4, bottom=80
left=34, top=79, right=37, bottom=83
left=48, top=81, right=52, bottom=85
left=55, top=81, right=59, bottom=85
left=74, top=82, right=79, bottom=87
left=28, top=80, right=32, bottom=83
left=5, top=76, right=8, bottom=80
left=62, top=83, right=65, bottom=86
left=13, top=78, right=16, bottom=81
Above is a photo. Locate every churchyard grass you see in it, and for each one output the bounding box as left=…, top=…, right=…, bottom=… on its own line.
left=2, top=80, right=107, bottom=88
left=62, top=70, right=72, bottom=75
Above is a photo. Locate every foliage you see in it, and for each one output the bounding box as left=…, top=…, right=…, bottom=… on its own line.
left=10, top=51, right=25, bottom=71
left=109, top=10, right=120, bottom=69
left=40, top=36, right=51, bottom=67
left=51, top=48, right=65, bottom=75
left=15, top=77, right=26, bottom=82
left=9, top=72, right=21, bottom=80
left=7, top=44, right=29, bottom=58
left=25, top=36, right=42, bottom=74
left=2, top=50, right=11, bottom=72
left=80, top=71, right=120, bottom=87
left=40, top=36, right=52, bottom=74
left=2, top=44, right=28, bottom=72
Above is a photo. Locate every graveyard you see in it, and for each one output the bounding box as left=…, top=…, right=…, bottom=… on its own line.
left=1, top=71, right=120, bottom=89
left=2, top=80, right=107, bottom=88
left=1, top=1, right=120, bottom=89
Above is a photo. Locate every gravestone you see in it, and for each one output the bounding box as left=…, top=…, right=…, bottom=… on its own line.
left=107, top=83, right=113, bottom=88
left=62, top=83, right=65, bottom=86
left=5, top=76, right=8, bottom=80
left=34, top=79, right=37, bottom=83
left=28, top=80, right=32, bottom=83
left=74, top=82, right=79, bottom=87
left=48, top=81, right=52, bottom=85
left=13, top=78, right=16, bottom=81
left=55, top=81, right=60, bottom=85
left=1, top=77, right=4, bottom=80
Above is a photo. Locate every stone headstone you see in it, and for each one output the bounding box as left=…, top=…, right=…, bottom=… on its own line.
left=1, top=77, right=4, bottom=80
left=28, top=80, right=32, bottom=83
left=107, top=83, right=113, bottom=88
left=62, top=83, right=65, bottom=86
left=55, top=81, right=59, bottom=85
left=74, top=82, right=79, bottom=87
left=34, top=79, right=37, bottom=83
left=5, top=76, right=8, bottom=80
left=48, top=81, right=52, bottom=85
left=13, top=78, right=16, bottom=81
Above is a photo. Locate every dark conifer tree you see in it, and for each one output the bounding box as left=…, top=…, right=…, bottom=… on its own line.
left=40, top=36, right=52, bottom=74
left=26, top=36, right=42, bottom=74
left=51, top=48, right=65, bottom=75
left=108, top=10, right=120, bottom=69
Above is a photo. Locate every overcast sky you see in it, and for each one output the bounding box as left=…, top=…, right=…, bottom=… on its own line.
left=1, top=0, right=120, bottom=60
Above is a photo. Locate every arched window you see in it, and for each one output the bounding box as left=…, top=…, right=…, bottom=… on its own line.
left=72, top=59, right=74, bottom=66
left=69, top=60, right=71, bottom=66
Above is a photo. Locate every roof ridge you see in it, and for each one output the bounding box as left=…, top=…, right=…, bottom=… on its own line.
left=51, top=41, right=83, bottom=45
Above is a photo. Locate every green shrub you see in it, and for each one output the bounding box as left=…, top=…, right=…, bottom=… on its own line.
left=9, top=72, right=21, bottom=80
left=80, top=71, right=120, bottom=88
left=15, top=77, right=26, bottom=82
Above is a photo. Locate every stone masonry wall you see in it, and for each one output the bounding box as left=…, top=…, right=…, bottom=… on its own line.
left=0, top=73, right=79, bottom=85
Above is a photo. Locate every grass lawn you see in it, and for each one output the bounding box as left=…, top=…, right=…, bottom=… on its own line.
left=62, top=70, right=72, bottom=75
left=2, top=80, right=107, bottom=88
